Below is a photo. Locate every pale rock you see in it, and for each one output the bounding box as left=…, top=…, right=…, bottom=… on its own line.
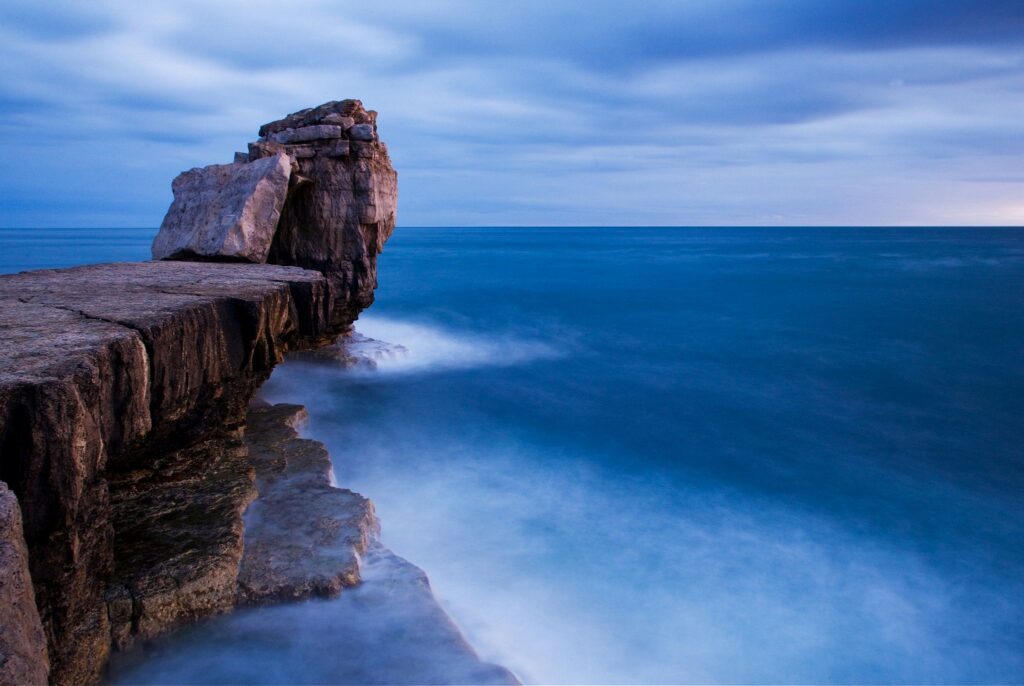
left=151, top=153, right=292, bottom=263
left=285, top=145, right=317, bottom=158
left=322, top=113, right=355, bottom=129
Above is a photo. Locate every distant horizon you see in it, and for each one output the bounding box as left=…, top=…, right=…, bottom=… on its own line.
left=3, top=224, right=1023, bottom=230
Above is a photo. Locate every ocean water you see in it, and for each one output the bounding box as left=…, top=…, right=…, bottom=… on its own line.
left=2, top=227, right=1023, bottom=684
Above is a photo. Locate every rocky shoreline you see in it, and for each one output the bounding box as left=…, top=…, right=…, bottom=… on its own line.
left=0, top=100, right=514, bottom=685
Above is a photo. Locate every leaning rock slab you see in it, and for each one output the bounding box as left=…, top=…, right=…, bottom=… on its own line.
left=152, top=152, right=292, bottom=263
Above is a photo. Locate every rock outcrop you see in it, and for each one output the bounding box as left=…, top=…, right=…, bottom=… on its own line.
left=0, top=101, right=509, bottom=686
left=152, top=153, right=292, bottom=263
left=0, top=482, right=49, bottom=686
left=151, top=99, right=398, bottom=327
left=237, top=402, right=378, bottom=603
left=105, top=401, right=520, bottom=686
left=0, top=261, right=335, bottom=685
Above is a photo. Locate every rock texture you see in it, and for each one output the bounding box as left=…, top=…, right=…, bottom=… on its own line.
left=152, top=152, right=292, bottom=263
left=254, top=99, right=398, bottom=326
left=105, top=401, right=519, bottom=686
left=0, top=261, right=334, bottom=686
left=237, top=402, right=377, bottom=603
left=153, top=99, right=398, bottom=328
left=0, top=482, right=49, bottom=686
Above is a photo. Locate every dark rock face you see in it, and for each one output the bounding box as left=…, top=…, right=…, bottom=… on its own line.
left=252, top=99, right=398, bottom=326
left=0, top=481, right=50, bottom=686
left=0, top=262, right=334, bottom=686
left=103, top=400, right=520, bottom=686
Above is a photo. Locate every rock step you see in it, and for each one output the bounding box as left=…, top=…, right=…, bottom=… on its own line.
left=0, top=261, right=335, bottom=686
left=237, top=402, right=378, bottom=604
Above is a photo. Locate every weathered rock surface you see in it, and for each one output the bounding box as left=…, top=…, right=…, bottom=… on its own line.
left=104, top=400, right=519, bottom=686
left=268, top=124, right=343, bottom=145
left=254, top=99, right=399, bottom=326
left=151, top=152, right=292, bottom=263
left=0, top=481, right=49, bottom=686
left=237, top=402, right=378, bottom=604
left=0, top=261, right=334, bottom=686
left=154, top=99, right=398, bottom=328
left=105, top=425, right=257, bottom=652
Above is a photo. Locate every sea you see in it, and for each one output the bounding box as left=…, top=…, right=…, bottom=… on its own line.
left=2, top=226, right=1022, bottom=684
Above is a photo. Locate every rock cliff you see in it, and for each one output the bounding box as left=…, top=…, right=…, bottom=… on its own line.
left=0, top=262, right=335, bottom=685
left=0, top=100, right=506, bottom=686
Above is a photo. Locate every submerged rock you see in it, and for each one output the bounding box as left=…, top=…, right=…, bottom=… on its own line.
left=238, top=402, right=377, bottom=603
left=290, top=330, right=409, bottom=369
left=152, top=152, right=292, bottom=263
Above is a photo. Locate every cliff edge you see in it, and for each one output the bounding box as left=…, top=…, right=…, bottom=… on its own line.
left=0, top=262, right=335, bottom=685
left=0, top=97, right=402, bottom=686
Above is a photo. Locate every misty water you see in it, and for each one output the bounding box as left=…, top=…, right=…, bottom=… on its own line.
left=3, top=227, right=1023, bottom=684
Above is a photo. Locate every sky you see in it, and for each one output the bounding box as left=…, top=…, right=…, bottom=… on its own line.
left=0, top=0, right=1022, bottom=227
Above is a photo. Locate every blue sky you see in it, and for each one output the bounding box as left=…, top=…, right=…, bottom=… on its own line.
left=1, top=1, right=1022, bottom=227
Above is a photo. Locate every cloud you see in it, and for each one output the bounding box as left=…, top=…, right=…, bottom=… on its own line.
left=0, top=1, right=1021, bottom=226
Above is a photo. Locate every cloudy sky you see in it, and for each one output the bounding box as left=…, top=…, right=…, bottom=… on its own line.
left=1, top=0, right=1022, bottom=227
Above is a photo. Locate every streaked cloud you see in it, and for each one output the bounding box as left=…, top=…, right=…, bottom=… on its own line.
left=0, top=0, right=1021, bottom=226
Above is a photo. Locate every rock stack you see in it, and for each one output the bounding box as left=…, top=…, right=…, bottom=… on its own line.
left=152, top=99, right=398, bottom=328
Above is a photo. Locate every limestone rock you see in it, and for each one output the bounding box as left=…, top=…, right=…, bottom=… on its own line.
left=151, top=153, right=292, bottom=263
left=268, top=125, right=343, bottom=144
left=252, top=99, right=398, bottom=325
left=0, top=482, right=50, bottom=686
left=106, top=427, right=258, bottom=651
left=348, top=123, right=374, bottom=141
left=237, top=403, right=378, bottom=604
left=322, top=113, right=354, bottom=129
left=0, top=261, right=333, bottom=685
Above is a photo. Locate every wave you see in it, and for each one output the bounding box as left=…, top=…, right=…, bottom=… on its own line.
left=344, top=316, right=561, bottom=374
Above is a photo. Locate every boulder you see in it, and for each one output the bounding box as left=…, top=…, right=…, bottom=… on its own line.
left=151, top=153, right=292, bottom=263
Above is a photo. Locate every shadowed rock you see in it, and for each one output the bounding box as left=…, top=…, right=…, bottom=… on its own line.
left=254, top=99, right=398, bottom=326
left=152, top=153, right=292, bottom=263
left=0, top=261, right=333, bottom=685
left=0, top=482, right=49, bottom=686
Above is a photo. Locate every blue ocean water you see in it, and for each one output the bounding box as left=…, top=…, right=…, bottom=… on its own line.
left=3, top=227, right=1023, bottom=684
